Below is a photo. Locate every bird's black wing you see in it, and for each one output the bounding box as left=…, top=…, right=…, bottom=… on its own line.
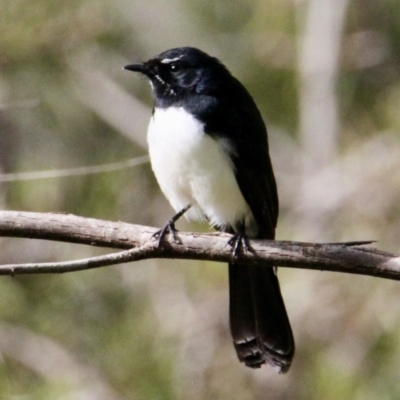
left=188, top=80, right=279, bottom=238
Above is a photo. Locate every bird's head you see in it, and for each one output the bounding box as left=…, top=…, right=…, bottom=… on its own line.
left=124, top=47, right=230, bottom=105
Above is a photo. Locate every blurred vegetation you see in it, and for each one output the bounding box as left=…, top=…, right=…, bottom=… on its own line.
left=1, top=0, right=400, bottom=398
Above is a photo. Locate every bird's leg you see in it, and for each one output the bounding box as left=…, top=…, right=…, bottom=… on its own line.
left=227, top=224, right=252, bottom=258
left=152, top=204, right=191, bottom=247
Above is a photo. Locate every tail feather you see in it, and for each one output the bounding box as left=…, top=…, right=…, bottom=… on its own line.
left=229, top=262, right=294, bottom=372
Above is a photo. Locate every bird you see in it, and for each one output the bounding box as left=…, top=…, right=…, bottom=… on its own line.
left=124, top=47, right=295, bottom=372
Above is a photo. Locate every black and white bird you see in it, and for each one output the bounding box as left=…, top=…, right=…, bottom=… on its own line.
left=124, top=47, right=294, bottom=372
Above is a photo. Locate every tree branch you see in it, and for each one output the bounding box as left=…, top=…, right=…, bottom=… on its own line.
left=0, top=210, right=399, bottom=279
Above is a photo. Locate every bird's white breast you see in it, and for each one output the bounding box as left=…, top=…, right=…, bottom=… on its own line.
left=147, top=107, right=255, bottom=233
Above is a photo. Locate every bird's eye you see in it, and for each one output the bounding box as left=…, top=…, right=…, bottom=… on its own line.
left=169, top=62, right=181, bottom=72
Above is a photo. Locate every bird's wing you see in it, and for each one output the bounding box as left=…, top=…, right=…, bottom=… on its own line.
left=197, top=90, right=279, bottom=239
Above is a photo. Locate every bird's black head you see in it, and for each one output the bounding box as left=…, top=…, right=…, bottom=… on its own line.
left=124, top=47, right=232, bottom=106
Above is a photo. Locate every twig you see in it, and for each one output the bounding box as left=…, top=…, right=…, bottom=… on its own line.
left=0, top=211, right=399, bottom=279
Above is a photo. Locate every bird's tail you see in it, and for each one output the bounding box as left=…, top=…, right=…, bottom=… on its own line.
left=229, top=262, right=294, bottom=372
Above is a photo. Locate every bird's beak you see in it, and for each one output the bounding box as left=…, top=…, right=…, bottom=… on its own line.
left=123, top=63, right=149, bottom=75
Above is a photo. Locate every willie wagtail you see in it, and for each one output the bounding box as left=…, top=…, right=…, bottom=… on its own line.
left=124, top=47, right=295, bottom=372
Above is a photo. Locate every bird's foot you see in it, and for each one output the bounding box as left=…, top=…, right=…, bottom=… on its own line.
left=227, top=232, right=251, bottom=258
left=152, top=204, right=191, bottom=247
left=152, top=221, right=181, bottom=246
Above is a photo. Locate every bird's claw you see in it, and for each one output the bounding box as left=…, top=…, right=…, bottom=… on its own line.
left=227, top=232, right=251, bottom=258
left=152, top=205, right=191, bottom=247
left=152, top=222, right=182, bottom=247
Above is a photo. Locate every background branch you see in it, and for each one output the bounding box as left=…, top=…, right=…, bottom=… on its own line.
left=0, top=210, right=399, bottom=279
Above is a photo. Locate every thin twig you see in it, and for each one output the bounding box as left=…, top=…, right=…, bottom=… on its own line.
left=0, top=246, right=156, bottom=275
left=0, top=155, right=149, bottom=182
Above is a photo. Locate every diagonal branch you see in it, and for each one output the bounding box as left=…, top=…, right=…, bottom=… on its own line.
left=0, top=210, right=399, bottom=279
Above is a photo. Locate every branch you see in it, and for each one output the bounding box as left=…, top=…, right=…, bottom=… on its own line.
left=0, top=211, right=399, bottom=279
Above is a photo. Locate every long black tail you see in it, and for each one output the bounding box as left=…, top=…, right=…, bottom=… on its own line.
left=229, top=262, right=294, bottom=372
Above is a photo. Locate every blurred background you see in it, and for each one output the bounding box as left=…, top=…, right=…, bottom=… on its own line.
left=1, top=0, right=400, bottom=398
